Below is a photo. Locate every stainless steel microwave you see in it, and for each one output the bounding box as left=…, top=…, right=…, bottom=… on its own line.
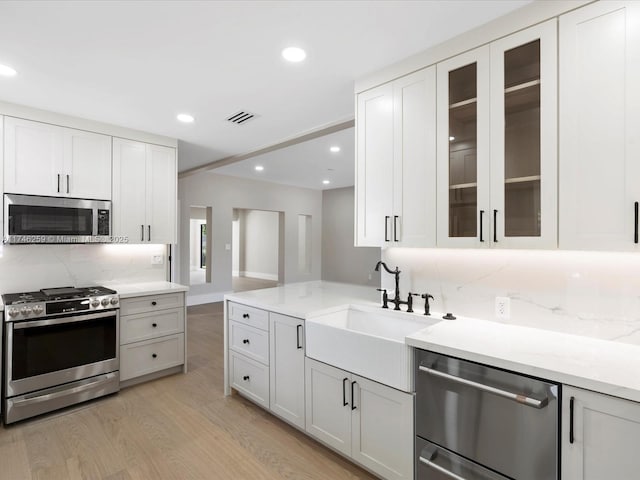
left=3, top=194, right=111, bottom=244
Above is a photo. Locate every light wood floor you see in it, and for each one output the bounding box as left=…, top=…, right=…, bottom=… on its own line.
left=0, top=302, right=376, bottom=480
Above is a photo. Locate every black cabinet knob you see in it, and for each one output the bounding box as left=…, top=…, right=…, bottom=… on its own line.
left=152, top=353, right=158, bottom=358
left=242, top=339, right=250, bottom=344
left=242, top=313, right=249, bottom=319
left=152, top=323, right=158, bottom=328
left=243, top=375, right=250, bottom=381
left=151, top=301, right=157, bottom=306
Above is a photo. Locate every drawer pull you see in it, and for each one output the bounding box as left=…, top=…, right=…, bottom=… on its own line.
left=242, top=338, right=250, bottom=344
left=151, top=301, right=157, bottom=306
left=152, top=353, right=157, bottom=359
left=152, top=323, right=158, bottom=328
left=243, top=375, right=250, bottom=381
left=242, top=313, right=250, bottom=319
left=418, top=365, right=548, bottom=409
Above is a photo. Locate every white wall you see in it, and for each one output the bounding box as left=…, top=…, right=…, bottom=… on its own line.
left=381, top=248, right=640, bottom=343
left=0, top=243, right=167, bottom=293
left=238, top=209, right=279, bottom=281
left=178, top=173, right=322, bottom=304
left=322, top=187, right=381, bottom=286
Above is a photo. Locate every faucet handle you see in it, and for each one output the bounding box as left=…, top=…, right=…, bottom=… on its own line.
left=376, top=288, right=389, bottom=309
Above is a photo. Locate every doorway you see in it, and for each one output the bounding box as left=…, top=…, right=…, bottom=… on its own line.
left=232, top=208, right=282, bottom=292
left=189, top=206, right=212, bottom=285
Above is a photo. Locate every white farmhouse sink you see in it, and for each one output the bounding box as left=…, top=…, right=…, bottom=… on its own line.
left=305, top=306, right=440, bottom=392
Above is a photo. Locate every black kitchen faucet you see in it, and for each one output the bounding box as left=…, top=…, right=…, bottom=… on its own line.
left=374, top=261, right=434, bottom=315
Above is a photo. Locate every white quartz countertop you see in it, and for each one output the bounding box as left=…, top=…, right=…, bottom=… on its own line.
left=226, top=281, right=640, bottom=404
left=106, top=281, right=189, bottom=299
left=224, top=281, right=379, bottom=318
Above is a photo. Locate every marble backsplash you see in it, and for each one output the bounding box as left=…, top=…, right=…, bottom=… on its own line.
left=0, top=243, right=167, bottom=294
left=381, top=248, right=640, bottom=344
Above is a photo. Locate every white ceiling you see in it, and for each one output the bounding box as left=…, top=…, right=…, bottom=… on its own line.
left=0, top=0, right=532, bottom=181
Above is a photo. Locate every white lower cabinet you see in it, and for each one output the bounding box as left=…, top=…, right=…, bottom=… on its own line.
left=562, top=385, right=640, bottom=479
left=119, top=292, right=187, bottom=384
left=230, top=351, right=270, bottom=408
left=305, top=358, right=414, bottom=480
left=269, top=312, right=305, bottom=429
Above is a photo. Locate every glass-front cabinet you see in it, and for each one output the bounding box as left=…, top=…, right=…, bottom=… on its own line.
left=437, top=19, right=557, bottom=248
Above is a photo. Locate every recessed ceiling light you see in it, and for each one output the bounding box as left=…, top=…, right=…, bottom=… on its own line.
left=449, top=136, right=455, bottom=141
left=255, top=165, right=264, bottom=172
left=0, top=64, right=17, bottom=77
left=330, top=146, right=341, bottom=153
left=322, top=180, right=331, bottom=185
left=282, top=47, right=306, bottom=63
left=177, top=113, right=194, bottom=123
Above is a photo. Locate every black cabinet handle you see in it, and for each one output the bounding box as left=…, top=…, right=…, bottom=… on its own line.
left=66, top=174, right=70, bottom=194
left=384, top=216, right=390, bottom=242
left=342, top=377, right=349, bottom=406
left=351, top=381, right=357, bottom=410
left=151, top=301, right=157, bottom=306
left=152, top=353, right=157, bottom=359
left=569, top=396, right=575, bottom=444
left=243, top=375, right=250, bottom=381
left=242, top=313, right=250, bottom=319
left=479, top=210, right=485, bottom=242
left=152, top=323, right=157, bottom=328
left=57, top=174, right=61, bottom=193
left=148, top=225, right=151, bottom=242
left=635, top=202, right=638, bottom=244
left=242, top=338, right=250, bottom=344
left=141, top=225, right=144, bottom=242
left=393, top=216, right=399, bottom=242
left=493, top=209, right=498, bottom=243
left=296, top=325, right=303, bottom=349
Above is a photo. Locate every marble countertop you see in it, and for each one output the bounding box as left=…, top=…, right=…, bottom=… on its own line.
left=227, top=281, right=640, bottom=404
left=106, top=281, right=189, bottom=299
left=224, top=281, right=380, bottom=318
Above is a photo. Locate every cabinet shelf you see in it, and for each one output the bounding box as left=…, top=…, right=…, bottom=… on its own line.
left=505, top=79, right=540, bottom=114
left=450, top=182, right=478, bottom=190
left=505, top=78, right=540, bottom=94
left=505, top=175, right=541, bottom=184
left=449, top=97, right=477, bottom=109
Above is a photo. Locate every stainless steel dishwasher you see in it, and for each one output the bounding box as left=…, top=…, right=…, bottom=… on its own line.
left=415, top=349, right=560, bottom=480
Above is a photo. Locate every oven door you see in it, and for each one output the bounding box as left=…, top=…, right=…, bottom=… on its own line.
left=5, top=310, right=119, bottom=397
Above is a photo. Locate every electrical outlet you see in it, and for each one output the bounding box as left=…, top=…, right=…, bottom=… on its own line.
left=151, top=255, right=164, bottom=265
left=495, top=296, right=510, bottom=319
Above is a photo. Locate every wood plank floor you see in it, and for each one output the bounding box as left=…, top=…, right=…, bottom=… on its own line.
left=0, top=302, right=377, bottom=480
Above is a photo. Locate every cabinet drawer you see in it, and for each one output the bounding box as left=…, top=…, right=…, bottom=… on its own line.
left=120, top=307, right=184, bottom=345
left=228, top=302, right=268, bottom=331
left=120, top=292, right=184, bottom=316
left=120, top=333, right=185, bottom=381
left=230, top=351, right=269, bottom=408
left=230, top=320, right=269, bottom=365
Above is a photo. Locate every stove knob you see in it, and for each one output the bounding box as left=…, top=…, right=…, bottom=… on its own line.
left=32, top=305, right=44, bottom=315
left=110, top=297, right=119, bottom=305
left=21, top=306, right=32, bottom=315
left=91, top=299, right=100, bottom=308
left=101, top=298, right=109, bottom=307
left=8, top=308, right=19, bottom=317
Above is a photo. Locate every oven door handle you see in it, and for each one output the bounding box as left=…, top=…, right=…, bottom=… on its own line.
left=12, top=310, right=117, bottom=329
left=419, top=454, right=467, bottom=480
left=10, top=373, right=117, bottom=408
left=418, top=365, right=548, bottom=409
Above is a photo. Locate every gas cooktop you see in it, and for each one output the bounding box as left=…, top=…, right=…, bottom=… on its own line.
left=2, top=286, right=117, bottom=305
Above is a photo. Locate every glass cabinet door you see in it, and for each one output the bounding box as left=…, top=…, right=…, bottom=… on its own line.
left=491, top=19, right=557, bottom=248
left=437, top=46, right=490, bottom=248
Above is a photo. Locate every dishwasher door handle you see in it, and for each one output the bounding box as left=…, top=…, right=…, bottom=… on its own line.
left=419, top=365, right=548, bottom=409
left=419, top=455, right=467, bottom=480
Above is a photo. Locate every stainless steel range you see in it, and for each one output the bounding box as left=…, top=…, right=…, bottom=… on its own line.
left=2, top=286, right=120, bottom=424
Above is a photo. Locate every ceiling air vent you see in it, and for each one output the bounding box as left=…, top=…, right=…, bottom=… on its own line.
left=226, top=110, right=258, bottom=125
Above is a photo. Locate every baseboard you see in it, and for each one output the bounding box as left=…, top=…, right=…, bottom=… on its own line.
left=187, top=291, right=230, bottom=306
left=232, top=269, right=240, bottom=276
left=239, top=271, right=278, bottom=281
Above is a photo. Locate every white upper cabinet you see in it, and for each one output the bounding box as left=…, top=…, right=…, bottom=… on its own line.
left=356, top=67, right=436, bottom=247
left=112, top=137, right=176, bottom=244
left=559, top=1, right=640, bottom=251
left=356, top=83, right=394, bottom=246
left=4, top=117, right=111, bottom=199
left=437, top=20, right=557, bottom=249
